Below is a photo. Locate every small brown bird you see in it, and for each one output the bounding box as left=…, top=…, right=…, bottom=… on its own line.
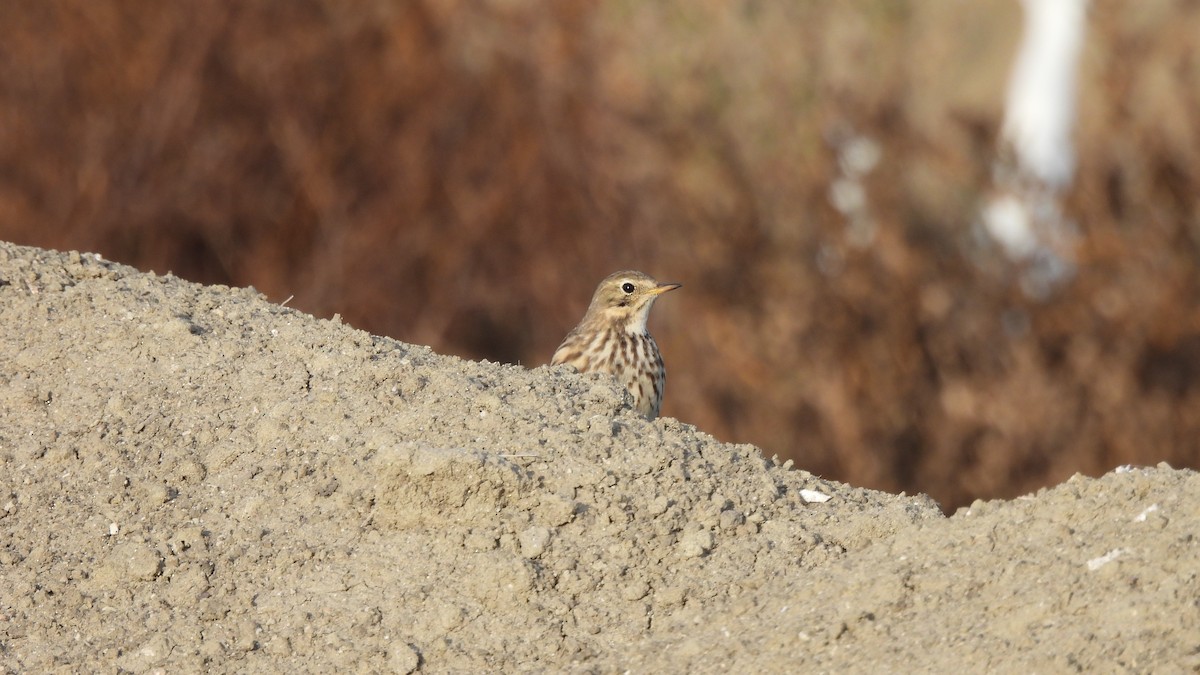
left=551, top=270, right=681, bottom=419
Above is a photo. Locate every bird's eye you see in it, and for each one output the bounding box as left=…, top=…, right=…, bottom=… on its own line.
left=621, top=282, right=636, bottom=294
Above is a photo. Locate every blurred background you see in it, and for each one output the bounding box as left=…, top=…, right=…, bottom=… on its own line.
left=2, top=0, right=1198, bottom=510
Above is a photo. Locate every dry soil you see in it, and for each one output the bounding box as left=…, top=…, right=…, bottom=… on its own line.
left=1, top=241, right=1197, bottom=672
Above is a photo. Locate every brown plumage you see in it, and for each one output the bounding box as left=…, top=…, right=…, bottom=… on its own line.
left=551, top=270, right=681, bottom=419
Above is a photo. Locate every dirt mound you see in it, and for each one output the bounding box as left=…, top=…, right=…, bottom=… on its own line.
left=1, top=242, right=1195, bottom=671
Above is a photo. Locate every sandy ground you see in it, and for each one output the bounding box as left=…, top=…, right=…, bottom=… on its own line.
left=0, top=240, right=1197, bottom=672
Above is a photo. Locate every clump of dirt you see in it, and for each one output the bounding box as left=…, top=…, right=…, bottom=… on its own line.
left=1, top=242, right=1196, bottom=672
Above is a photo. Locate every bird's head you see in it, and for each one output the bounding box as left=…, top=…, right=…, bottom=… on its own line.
left=585, top=270, right=681, bottom=333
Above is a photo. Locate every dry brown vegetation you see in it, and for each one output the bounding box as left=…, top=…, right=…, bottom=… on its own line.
left=2, top=0, right=1198, bottom=509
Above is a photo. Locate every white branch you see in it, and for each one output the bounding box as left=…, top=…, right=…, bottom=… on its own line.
left=1001, top=0, right=1089, bottom=189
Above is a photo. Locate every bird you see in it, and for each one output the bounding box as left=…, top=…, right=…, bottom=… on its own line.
left=551, top=270, right=681, bottom=419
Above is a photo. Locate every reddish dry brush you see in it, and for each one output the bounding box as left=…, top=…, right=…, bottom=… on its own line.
left=2, top=0, right=1198, bottom=509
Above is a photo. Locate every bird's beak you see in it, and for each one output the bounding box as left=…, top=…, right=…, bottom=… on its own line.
left=649, top=282, right=682, bottom=295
